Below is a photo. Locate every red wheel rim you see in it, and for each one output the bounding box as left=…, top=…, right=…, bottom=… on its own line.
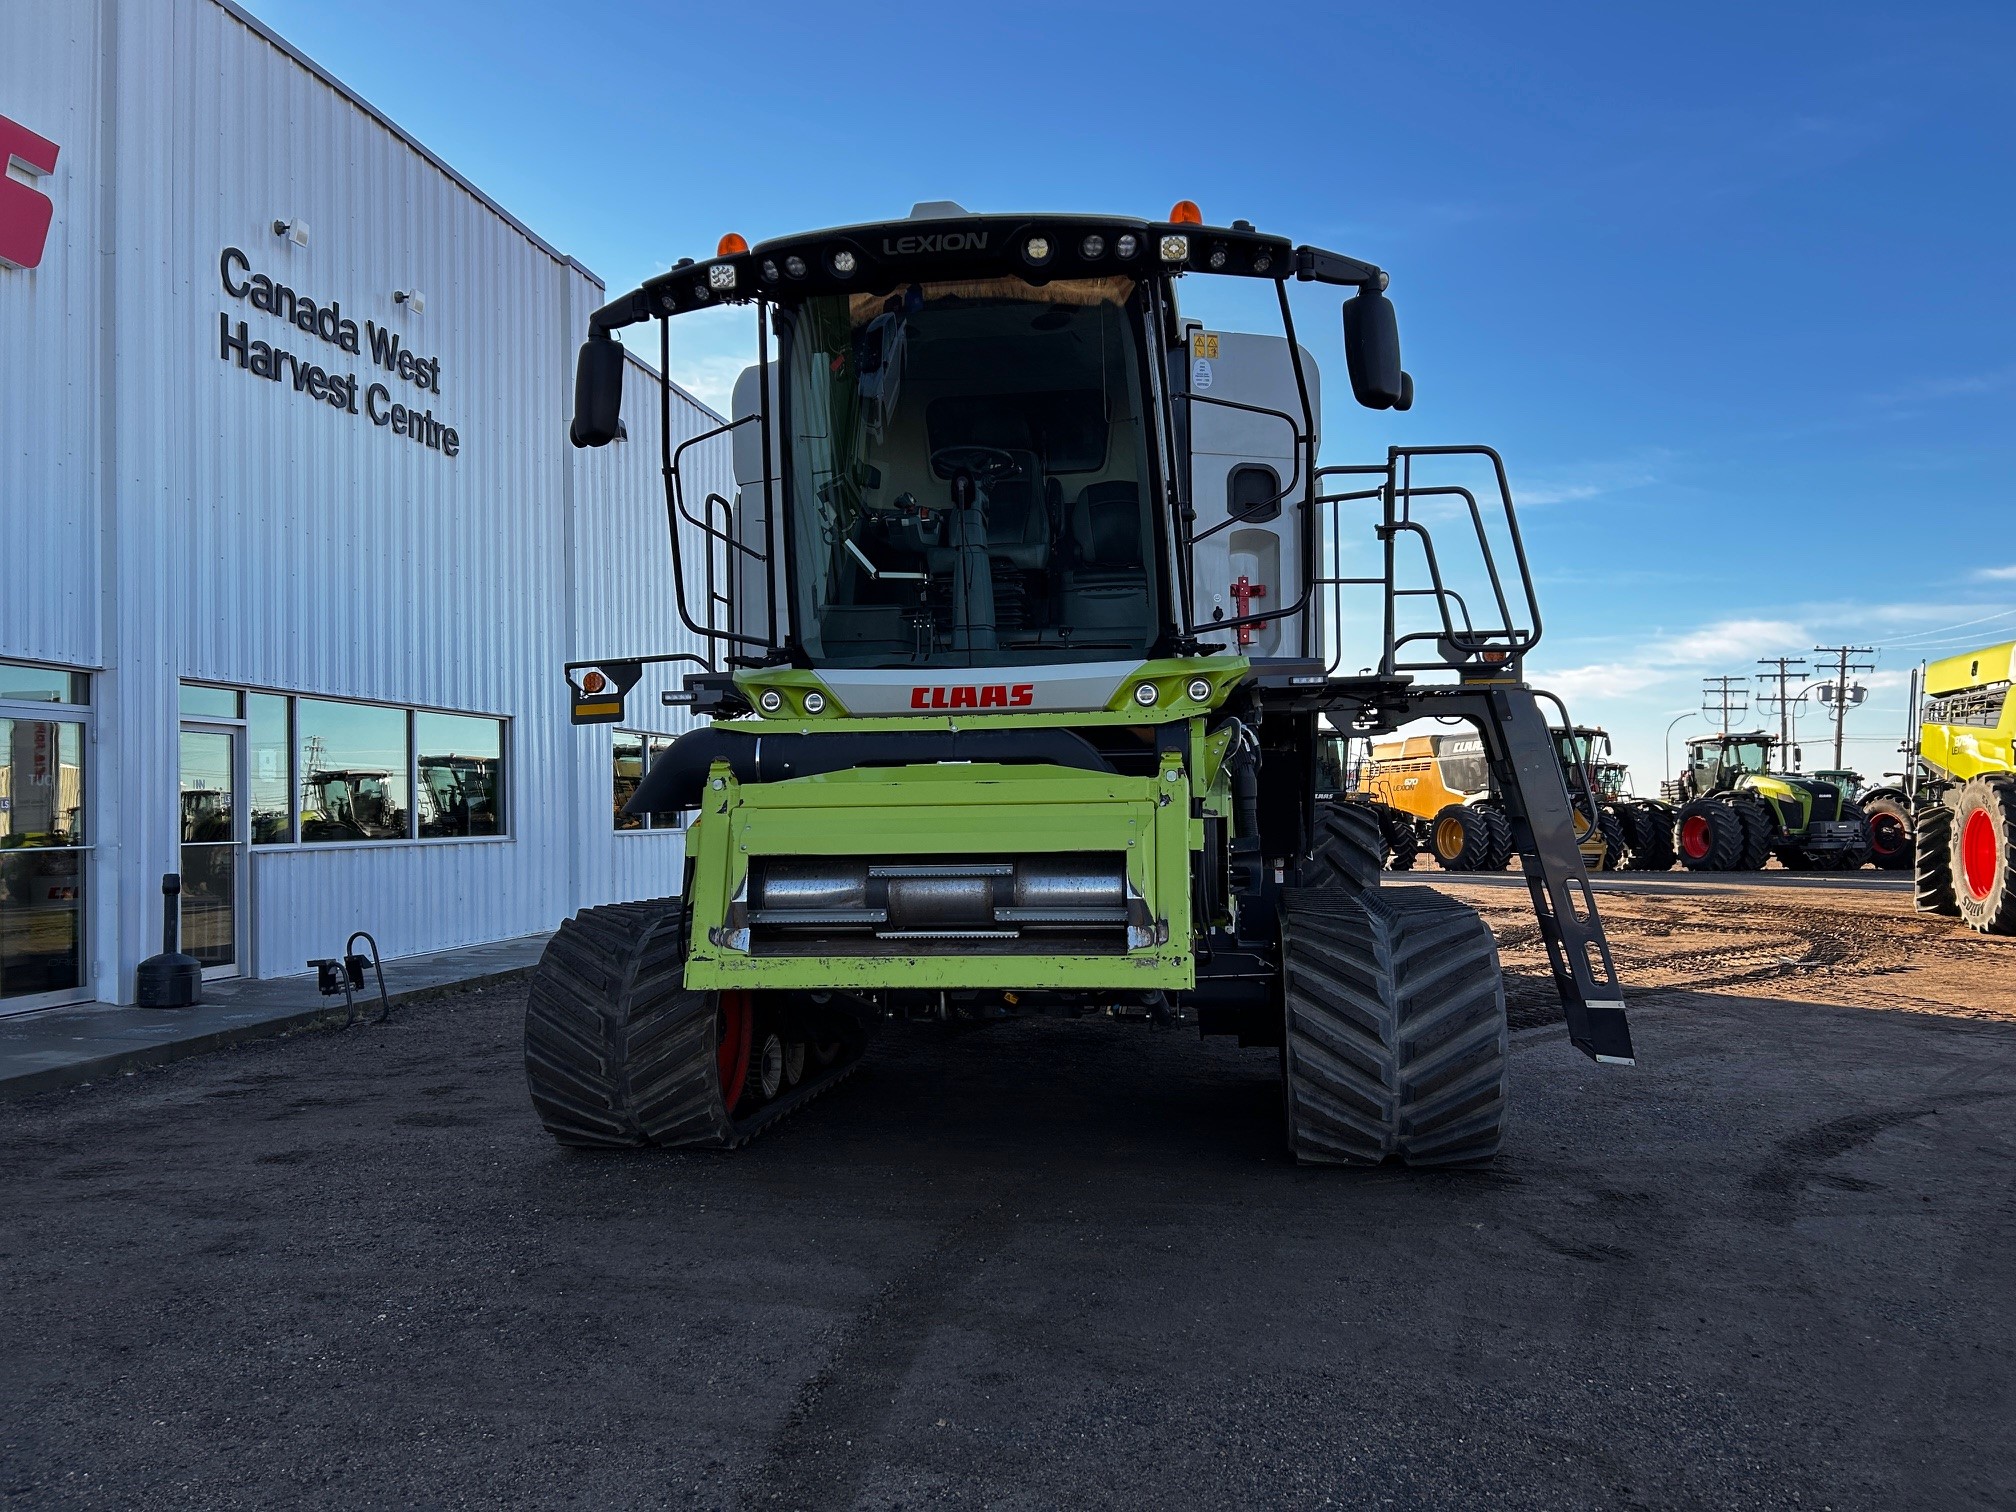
left=1680, top=813, right=1711, bottom=860
left=1869, top=813, right=1906, bottom=857
left=1961, top=808, right=1999, bottom=901
left=716, top=991, right=754, bottom=1113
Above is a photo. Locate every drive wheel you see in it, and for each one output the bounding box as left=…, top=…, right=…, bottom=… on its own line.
left=1676, top=798, right=1743, bottom=871
left=1477, top=805, right=1516, bottom=871
left=523, top=902, right=862, bottom=1149
left=1279, top=886, right=1507, bottom=1166
left=1430, top=804, right=1495, bottom=871
left=1950, top=778, right=2016, bottom=935
left=1594, top=808, right=1628, bottom=872
left=1864, top=796, right=1913, bottom=871
left=1305, top=799, right=1384, bottom=892
left=1834, top=799, right=1874, bottom=870
left=1380, top=805, right=1421, bottom=872
left=1623, top=804, right=1675, bottom=871
left=1914, top=803, right=1958, bottom=916
left=1732, top=799, right=1773, bottom=870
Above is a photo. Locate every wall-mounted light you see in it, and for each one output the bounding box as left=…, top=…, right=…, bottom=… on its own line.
left=393, top=289, right=425, bottom=314
left=271, top=219, right=309, bottom=248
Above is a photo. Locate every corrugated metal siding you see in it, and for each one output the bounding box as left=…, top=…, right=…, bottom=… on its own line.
left=0, top=0, right=104, bottom=670
left=0, top=0, right=731, bottom=997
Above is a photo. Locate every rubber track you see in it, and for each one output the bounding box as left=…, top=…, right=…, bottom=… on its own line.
left=1279, top=886, right=1507, bottom=1167
left=1306, top=799, right=1384, bottom=892
left=523, top=901, right=861, bottom=1150
left=1914, top=804, right=1958, bottom=915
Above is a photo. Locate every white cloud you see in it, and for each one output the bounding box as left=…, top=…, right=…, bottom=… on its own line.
left=1650, top=618, right=1809, bottom=665
left=1974, top=565, right=2016, bottom=582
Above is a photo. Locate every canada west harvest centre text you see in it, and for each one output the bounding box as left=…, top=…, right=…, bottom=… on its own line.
left=215, top=247, right=462, bottom=457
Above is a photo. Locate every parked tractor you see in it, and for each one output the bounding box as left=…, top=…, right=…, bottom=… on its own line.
left=1665, top=731, right=1871, bottom=871
left=534, top=201, right=1633, bottom=1166
left=1353, top=732, right=1516, bottom=872
left=1552, top=726, right=1674, bottom=871
left=1818, top=769, right=1914, bottom=871
left=1913, top=642, right=2016, bottom=933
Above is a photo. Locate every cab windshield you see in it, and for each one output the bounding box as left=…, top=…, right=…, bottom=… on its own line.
left=779, top=276, right=1159, bottom=668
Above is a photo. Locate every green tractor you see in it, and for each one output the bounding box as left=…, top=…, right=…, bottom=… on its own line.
left=1552, top=726, right=1674, bottom=871
left=536, top=201, right=1634, bottom=1166
left=1810, top=767, right=1914, bottom=872
left=1667, top=731, right=1871, bottom=871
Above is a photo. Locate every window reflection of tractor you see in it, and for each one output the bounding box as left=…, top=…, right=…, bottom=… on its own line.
left=178, top=788, right=233, bottom=842
left=1552, top=726, right=1674, bottom=872
left=1663, top=731, right=1871, bottom=871
left=418, top=754, right=499, bottom=837
left=1913, top=641, right=2016, bottom=933
left=300, top=769, right=406, bottom=841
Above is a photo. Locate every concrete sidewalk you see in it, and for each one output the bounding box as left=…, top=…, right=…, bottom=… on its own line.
left=0, top=933, right=549, bottom=1103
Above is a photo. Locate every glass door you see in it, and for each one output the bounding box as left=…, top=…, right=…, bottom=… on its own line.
left=179, top=727, right=243, bottom=978
left=0, top=715, right=90, bottom=1011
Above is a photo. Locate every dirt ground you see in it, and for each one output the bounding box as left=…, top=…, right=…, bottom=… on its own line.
left=2, top=874, right=2013, bottom=1510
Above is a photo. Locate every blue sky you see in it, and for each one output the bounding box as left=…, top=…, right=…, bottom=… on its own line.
left=243, top=0, right=2015, bottom=784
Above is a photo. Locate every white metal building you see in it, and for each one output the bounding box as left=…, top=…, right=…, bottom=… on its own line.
left=0, top=0, right=722, bottom=1011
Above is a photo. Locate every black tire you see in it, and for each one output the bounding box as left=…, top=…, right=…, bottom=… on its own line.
left=1622, top=803, right=1675, bottom=871
left=1915, top=803, right=1959, bottom=916
left=1477, top=805, right=1516, bottom=871
left=1594, top=808, right=1628, bottom=872
left=523, top=901, right=731, bottom=1148
left=1833, top=799, right=1874, bottom=870
left=1732, top=799, right=1773, bottom=870
left=1279, top=886, right=1507, bottom=1167
left=1306, top=799, right=1384, bottom=892
left=1676, top=798, right=1744, bottom=871
left=1864, top=796, right=1914, bottom=871
left=1429, top=804, right=1496, bottom=871
left=1380, top=806, right=1421, bottom=872
left=1950, top=777, right=2016, bottom=935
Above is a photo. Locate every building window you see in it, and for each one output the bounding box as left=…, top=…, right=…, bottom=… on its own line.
left=0, top=660, right=90, bottom=706
left=297, top=698, right=411, bottom=842
left=179, top=683, right=241, bottom=720
left=247, top=693, right=292, bottom=844
left=614, top=733, right=682, bottom=831
left=416, top=712, right=505, bottom=838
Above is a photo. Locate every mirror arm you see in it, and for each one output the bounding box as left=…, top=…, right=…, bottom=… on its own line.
left=1292, top=246, right=1388, bottom=290
left=589, top=287, right=652, bottom=334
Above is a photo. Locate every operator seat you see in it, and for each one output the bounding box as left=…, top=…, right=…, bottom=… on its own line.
left=1061, top=481, right=1150, bottom=631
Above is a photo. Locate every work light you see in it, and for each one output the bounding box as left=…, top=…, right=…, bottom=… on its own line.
left=1159, top=235, right=1189, bottom=263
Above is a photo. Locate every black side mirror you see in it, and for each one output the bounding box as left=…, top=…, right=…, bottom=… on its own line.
left=1341, top=288, right=1406, bottom=410
left=570, top=331, right=626, bottom=448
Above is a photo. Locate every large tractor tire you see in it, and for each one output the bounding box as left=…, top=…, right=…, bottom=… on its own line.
left=1950, top=777, right=2016, bottom=935
left=1379, top=805, right=1421, bottom=872
left=1305, top=799, right=1384, bottom=893
left=1676, top=798, right=1744, bottom=871
left=523, top=901, right=862, bottom=1149
left=1278, top=886, right=1507, bottom=1167
left=1593, top=808, right=1629, bottom=872
left=1477, top=805, right=1516, bottom=871
left=1864, top=796, right=1914, bottom=871
left=1429, top=803, right=1499, bottom=871
left=1622, top=803, right=1675, bottom=871
left=1914, top=803, right=1959, bottom=916
left=1727, top=799, right=1771, bottom=870
left=1832, top=799, right=1875, bottom=871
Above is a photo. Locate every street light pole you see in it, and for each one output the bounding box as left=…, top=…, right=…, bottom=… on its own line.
left=1664, top=710, right=1699, bottom=786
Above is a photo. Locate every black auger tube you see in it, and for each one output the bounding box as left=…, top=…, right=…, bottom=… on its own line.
left=627, top=726, right=1118, bottom=815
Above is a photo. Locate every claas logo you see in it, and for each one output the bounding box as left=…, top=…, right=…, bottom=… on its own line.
left=910, top=684, right=1036, bottom=710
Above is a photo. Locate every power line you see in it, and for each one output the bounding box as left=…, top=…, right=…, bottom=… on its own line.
left=1811, top=645, right=1876, bottom=771
left=1754, top=656, right=1808, bottom=752
left=1701, top=675, right=1748, bottom=733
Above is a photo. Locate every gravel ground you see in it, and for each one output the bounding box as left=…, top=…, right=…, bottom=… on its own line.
left=3, top=884, right=2014, bottom=1511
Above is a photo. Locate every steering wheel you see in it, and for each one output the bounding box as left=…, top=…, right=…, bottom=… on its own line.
left=930, top=445, right=1022, bottom=482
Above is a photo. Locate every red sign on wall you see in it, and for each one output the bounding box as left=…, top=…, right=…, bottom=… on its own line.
left=0, top=113, right=61, bottom=272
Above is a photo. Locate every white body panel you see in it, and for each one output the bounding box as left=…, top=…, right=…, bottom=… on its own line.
left=0, top=0, right=726, bottom=1002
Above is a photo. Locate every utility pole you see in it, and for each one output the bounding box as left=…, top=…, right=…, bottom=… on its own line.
left=1701, top=675, right=1748, bottom=733
left=1755, top=656, right=1808, bottom=754
left=1811, top=645, right=1876, bottom=771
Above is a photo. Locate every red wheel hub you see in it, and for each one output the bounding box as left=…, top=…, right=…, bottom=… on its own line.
left=1680, top=813, right=1712, bottom=860
left=1961, top=808, right=1999, bottom=902
left=1869, top=813, right=1907, bottom=857
left=716, top=991, right=754, bottom=1113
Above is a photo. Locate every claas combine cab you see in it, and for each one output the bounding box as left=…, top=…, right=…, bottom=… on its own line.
left=534, top=202, right=1633, bottom=1165
left=1913, top=641, right=2016, bottom=932
left=1667, top=731, right=1872, bottom=872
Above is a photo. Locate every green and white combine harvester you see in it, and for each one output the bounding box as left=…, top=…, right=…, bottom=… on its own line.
left=533, top=201, right=1632, bottom=1164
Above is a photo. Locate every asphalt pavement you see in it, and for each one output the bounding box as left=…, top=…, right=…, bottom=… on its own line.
left=3, top=976, right=2012, bottom=1510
